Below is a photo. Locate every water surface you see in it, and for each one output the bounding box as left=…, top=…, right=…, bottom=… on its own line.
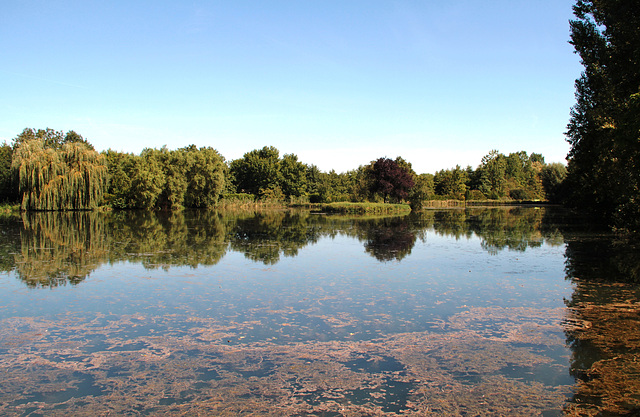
left=0, top=208, right=638, bottom=415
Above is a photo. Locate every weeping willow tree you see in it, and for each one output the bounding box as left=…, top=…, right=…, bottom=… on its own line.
left=12, top=139, right=107, bottom=210
left=15, top=211, right=108, bottom=287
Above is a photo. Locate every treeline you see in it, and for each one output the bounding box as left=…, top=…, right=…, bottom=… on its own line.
left=0, top=127, right=567, bottom=211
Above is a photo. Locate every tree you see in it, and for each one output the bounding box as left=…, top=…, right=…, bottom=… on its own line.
left=409, top=173, right=435, bottom=209
left=478, top=150, right=507, bottom=199
left=104, top=150, right=135, bottom=209
left=128, top=149, right=165, bottom=209
left=541, top=163, right=568, bottom=203
left=13, top=128, right=94, bottom=150
left=183, top=146, right=226, bottom=207
left=229, top=146, right=282, bottom=198
left=434, top=165, right=468, bottom=200
left=12, top=139, right=107, bottom=210
left=279, top=153, right=307, bottom=199
left=369, top=157, right=415, bottom=203
left=0, top=142, right=16, bottom=203
left=565, top=0, right=640, bottom=231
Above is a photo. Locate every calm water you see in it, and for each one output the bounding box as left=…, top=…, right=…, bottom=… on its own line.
left=0, top=208, right=638, bottom=416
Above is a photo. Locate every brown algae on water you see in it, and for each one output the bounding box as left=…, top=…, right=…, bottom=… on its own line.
left=0, top=306, right=572, bottom=416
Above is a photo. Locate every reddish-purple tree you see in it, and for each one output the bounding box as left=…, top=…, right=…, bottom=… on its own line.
left=370, top=158, right=415, bottom=203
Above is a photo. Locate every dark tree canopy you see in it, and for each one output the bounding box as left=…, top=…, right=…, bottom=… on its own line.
left=565, top=0, right=640, bottom=232
left=369, top=157, right=415, bottom=203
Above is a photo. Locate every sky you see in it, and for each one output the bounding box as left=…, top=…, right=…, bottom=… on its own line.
left=0, top=1, right=582, bottom=174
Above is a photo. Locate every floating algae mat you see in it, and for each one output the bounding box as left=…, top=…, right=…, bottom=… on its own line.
left=0, top=208, right=638, bottom=415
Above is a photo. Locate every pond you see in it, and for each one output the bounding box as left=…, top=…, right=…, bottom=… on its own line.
left=0, top=207, right=638, bottom=416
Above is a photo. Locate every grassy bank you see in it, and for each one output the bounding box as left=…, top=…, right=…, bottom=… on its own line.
left=320, top=202, right=411, bottom=215
left=423, top=199, right=551, bottom=208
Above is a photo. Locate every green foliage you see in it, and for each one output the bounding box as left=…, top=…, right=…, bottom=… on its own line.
left=104, top=146, right=226, bottom=210
left=13, top=128, right=94, bottom=151
left=279, top=153, right=307, bottom=199
left=478, top=150, right=507, bottom=198
left=466, top=189, right=487, bottom=201
left=127, top=149, right=165, bottom=209
left=12, top=139, right=107, bottom=210
left=541, top=163, right=568, bottom=203
left=409, top=173, right=435, bottom=209
left=230, top=146, right=283, bottom=197
left=565, top=0, right=640, bottom=232
left=0, top=142, right=16, bottom=203
left=184, top=146, right=226, bottom=208
left=467, top=150, right=547, bottom=201
left=434, top=165, right=468, bottom=200
left=104, top=150, right=135, bottom=209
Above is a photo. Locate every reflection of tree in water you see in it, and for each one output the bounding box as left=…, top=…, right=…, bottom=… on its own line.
left=14, top=211, right=109, bottom=288
left=228, top=210, right=323, bottom=265
left=108, top=210, right=228, bottom=269
left=0, top=214, right=21, bottom=274
left=361, top=217, right=419, bottom=262
left=12, top=210, right=229, bottom=287
left=562, top=233, right=640, bottom=415
left=430, top=210, right=472, bottom=240
left=469, top=207, right=545, bottom=254
left=426, top=207, right=564, bottom=255
left=7, top=207, right=573, bottom=288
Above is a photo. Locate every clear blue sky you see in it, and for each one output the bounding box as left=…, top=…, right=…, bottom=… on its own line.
left=0, top=1, right=581, bottom=174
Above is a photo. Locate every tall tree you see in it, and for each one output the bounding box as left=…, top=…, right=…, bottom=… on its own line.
left=478, top=150, right=507, bottom=199
left=566, top=0, right=640, bottom=231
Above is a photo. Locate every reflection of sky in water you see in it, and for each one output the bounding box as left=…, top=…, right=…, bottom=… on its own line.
left=7, top=210, right=623, bottom=415
left=0, top=232, right=571, bottom=343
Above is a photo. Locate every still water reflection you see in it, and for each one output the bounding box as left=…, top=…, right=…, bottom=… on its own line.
left=0, top=208, right=638, bottom=415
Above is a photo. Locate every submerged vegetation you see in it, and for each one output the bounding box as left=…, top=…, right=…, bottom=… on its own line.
left=0, top=208, right=637, bottom=415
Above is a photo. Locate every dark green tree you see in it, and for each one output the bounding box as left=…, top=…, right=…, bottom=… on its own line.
left=541, top=163, right=568, bottom=203
left=128, top=149, right=165, bottom=209
left=478, top=150, right=507, bottom=199
left=104, top=150, right=136, bottom=209
left=229, top=146, right=283, bottom=198
left=183, top=146, right=226, bottom=207
left=154, top=146, right=188, bottom=209
left=565, top=0, right=640, bottom=231
left=279, top=153, right=307, bottom=199
left=409, top=173, right=435, bottom=209
left=0, top=142, right=16, bottom=203
left=434, top=165, right=468, bottom=200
